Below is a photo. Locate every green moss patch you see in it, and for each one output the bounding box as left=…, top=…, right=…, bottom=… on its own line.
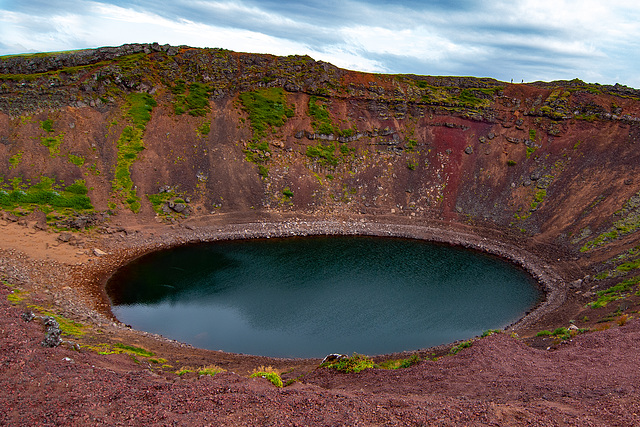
left=587, top=275, right=640, bottom=308
left=112, top=93, right=156, bottom=212
left=0, top=176, right=92, bottom=213
left=173, top=81, right=213, bottom=116
left=239, top=87, right=294, bottom=141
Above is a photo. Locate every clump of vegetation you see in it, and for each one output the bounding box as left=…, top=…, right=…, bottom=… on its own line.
left=67, top=154, right=84, bottom=166
left=39, top=119, right=64, bottom=156
left=449, top=340, right=473, bottom=354
left=536, top=327, right=588, bottom=341
left=199, top=365, right=225, bottom=377
left=146, top=188, right=189, bottom=220
left=173, top=81, right=213, bottom=116
left=112, top=92, right=156, bottom=212
left=8, top=151, right=23, bottom=169
left=581, top=191, right=640, bottom=252
left=196, top=120, right=211, bottom=137
left=308, top=96, right=335, bottom=134
left=530, top=189, right=546, bottom=210
left=243, top=141, right=271, bottom=164
left=0, top=176, right=92, bottom=213
left=282, top=187, right=294, bottom=199
left=377, top=354, right=421, bottom=370
left=507, top=160, right=517, bottom=166
left=239, top=88, right=294, bottom=141
left=587, top=275, right=640, bottom=308
left=481, top=329, right=501, bottom=337
left=306, top=142, right=339, bottom=167
left=320, top=353, right=375, bottom=373
left=249, top=366, right=283, bottom=387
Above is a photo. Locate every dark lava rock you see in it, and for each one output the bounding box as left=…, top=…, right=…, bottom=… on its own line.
left=41, top=316, right=62, bottom=348
left=172, top=203, right=187, bottom=213
left=21, top=311, right=35, bottom=322
left=464, top=146, right=474, bottom=154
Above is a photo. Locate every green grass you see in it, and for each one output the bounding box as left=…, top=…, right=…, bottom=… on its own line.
left=239, top=88, right=294, bottom=141
left=282, top=187, right=294, bottom=199
left=507, top=160, right=517, bottom=166
left=529, top=129, right=537, bottom=140
left=112, top=92, right=156, bottom=212
left=530, top=189, right=546, bottom=210
left=7, top=288, right=26, bottom=304
left=196, top=121, right=211, bottom=136
left=40, top=134, right=64, bottom=156
left=449, top=340, right=473, bottom=354
left=581, top=193, right=640, bottom=252
left=258, top=165, right=269, bottom=178
left=198, top=365, right=225, bottom=377
left=526, top=146, right=537, bottom=159
left=320, top=353, right=375, bottom=373
left=616, top=258, right=640, bottom=272
left=0, top=177, right=92, bottom=211
left=40, top=119, right=54, bottom=133
left=112, top=343, right=154, bottom=357
left=8, top=151, right=23, bottom=169
left=243, top=141, right=271, bottom=164
left=67, top=154, right=84, bottom=166
left=174, top=82, right=212, bottom=116
left=127, top=93, right=157, bottom=129
left=306, top=142, right=339, bottom=167
left=308, top=96, right=336, bottom=134
left=377, top=354, right=421, bottom=370
left=587, top=275, right=640, bottom=308
left=249, top=370, right=283, bottom=387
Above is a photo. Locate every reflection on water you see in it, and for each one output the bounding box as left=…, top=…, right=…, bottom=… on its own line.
left=106, top=236, right=542, bottom=358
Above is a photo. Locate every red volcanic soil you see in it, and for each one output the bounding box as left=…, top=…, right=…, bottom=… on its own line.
left=1, top=216, right=639, bottom=426
left=3, top=281, right=640, bottom=426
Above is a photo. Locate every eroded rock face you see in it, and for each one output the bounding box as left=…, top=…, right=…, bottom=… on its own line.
left=0, top=44, right=639, bottom=278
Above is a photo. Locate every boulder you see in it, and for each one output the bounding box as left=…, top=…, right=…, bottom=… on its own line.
left=41, top=316, right=62, bottom=347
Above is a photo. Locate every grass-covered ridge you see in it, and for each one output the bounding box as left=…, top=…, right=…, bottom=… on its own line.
left=112, top=92, right=156, bottom=212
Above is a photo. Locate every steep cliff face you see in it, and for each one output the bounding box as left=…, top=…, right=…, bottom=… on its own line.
left=2, top=43, right=640, bottom=283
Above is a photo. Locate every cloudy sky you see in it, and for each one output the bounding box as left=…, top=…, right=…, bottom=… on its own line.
left=1, top=0, right=639, bottom=87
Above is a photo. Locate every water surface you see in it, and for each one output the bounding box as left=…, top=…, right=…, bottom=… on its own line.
left=106, top=236, right=541, bottom=357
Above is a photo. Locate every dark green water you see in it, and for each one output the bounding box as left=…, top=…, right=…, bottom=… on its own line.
left=106, top=236, right=542, bottom=358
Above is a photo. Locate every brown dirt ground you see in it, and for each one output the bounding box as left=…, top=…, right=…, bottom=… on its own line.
left=2, top=215, right=640, bottom=425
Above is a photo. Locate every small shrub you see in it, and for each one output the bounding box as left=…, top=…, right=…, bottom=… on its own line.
left=320, top=353, right=374, bottom=373
left=507, top=160, right=517, bottom=166
left=282, top=187, right=294, bottom=199
left=306, top=142, right=339, bottom=167
left=536, top=330, right=553, bottom=337
left=617, top=314, right=629, bottom=326
left=40, top=119, right=54, bottom=133
left=67, top=154, right=85, bottom=166
left=249, top=366, right=283, bottom=387
left=196, top=121, right=211, bottom=136
left=450, top=340, right=473, bottom=354
left=175, top=367, right=194, bottom=376
left=481, top=329, right=501, bottom=337
left=198, top=365, right=225, bottom=377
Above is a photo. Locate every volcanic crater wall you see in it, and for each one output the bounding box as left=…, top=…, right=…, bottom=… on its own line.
left=2, top=43, right=640, bottom=287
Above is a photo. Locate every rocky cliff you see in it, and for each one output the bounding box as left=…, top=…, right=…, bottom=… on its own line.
left=2, top=43, right=640, bottom=315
